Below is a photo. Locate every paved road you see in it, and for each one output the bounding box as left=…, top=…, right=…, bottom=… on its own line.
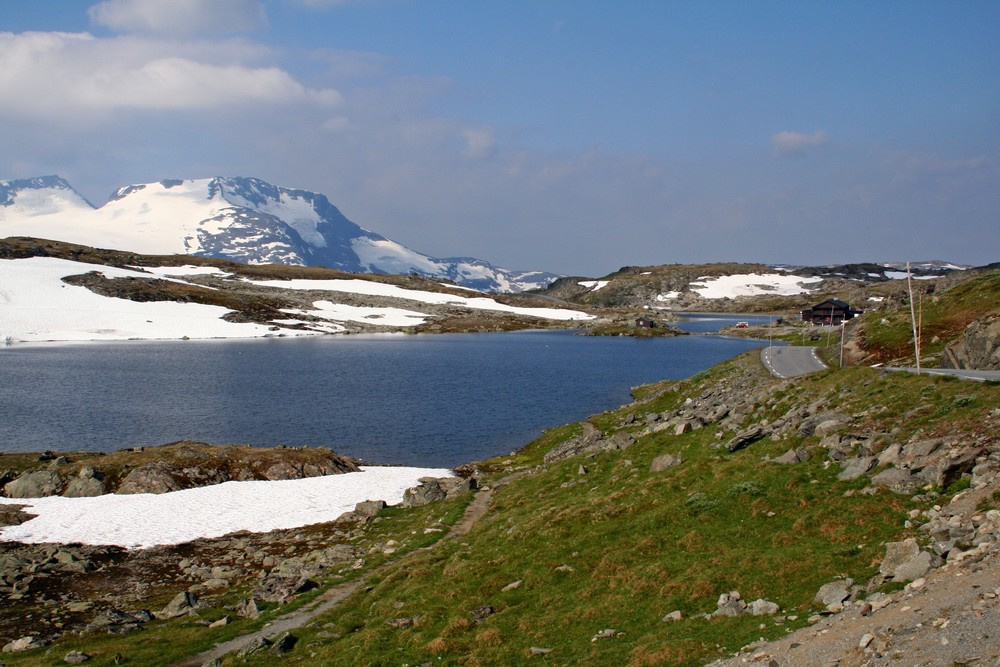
left=884, top=367, right=1000, bottom=382
left=761, top=345, right=827, bottom=378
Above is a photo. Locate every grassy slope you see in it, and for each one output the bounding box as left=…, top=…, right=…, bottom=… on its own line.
left=855, top=269, right=1000, bottom=366
left=228, top=356, right=998, bottom=667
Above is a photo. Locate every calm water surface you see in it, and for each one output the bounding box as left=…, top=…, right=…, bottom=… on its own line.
left=0, top=331, right=765, bottom=467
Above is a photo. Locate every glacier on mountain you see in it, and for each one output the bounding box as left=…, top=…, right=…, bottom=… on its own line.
left=0, top=175, right=558, bottom=293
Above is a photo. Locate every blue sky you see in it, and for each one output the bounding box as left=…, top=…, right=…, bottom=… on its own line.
left=1, top=0, right=997, bottom=275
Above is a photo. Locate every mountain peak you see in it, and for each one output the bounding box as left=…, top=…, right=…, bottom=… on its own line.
left=1, top=175, right=559, bottom=292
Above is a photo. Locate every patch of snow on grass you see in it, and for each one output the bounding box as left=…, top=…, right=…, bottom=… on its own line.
left=0, top=466, right=452, bottom=548
left=0, top=257, right=308, bottom=343
left=690, top=273, right=822, bottom=299
left=283, top=300, right=429, bottom=327
left=885, top=271, right=941, bottom=281
left=578, top=280, right=609, bottom=291
left=249, top=278, right=593, bottom=321
left=656, top=292, right=681, bottom=301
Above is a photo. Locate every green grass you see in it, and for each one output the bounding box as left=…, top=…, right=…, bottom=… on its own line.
left=859, top=269, right=1000, bottom=365
left=211, top=352, right=1000, bottom=667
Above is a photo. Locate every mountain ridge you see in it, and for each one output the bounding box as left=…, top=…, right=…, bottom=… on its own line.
left=0, top=175, right=558, bottom=293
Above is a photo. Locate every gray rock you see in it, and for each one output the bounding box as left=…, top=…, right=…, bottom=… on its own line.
left=725, top=425, right=769, bottom=453
left=713, top=590, right=747, bottom=617
left=268, top=632, right=298, bottom=655
left=401, top=480, right=447, bottom=507
left=871, top=467, right=916, bottom=493
left=837, top=456, right=876, bottom=481
left=879, top=538, right=933, bottom=582
left=813, top=579, right=852, bottom=611
left=64, top=650, right=91, bottom=663
left=4, top=470, right=61, bottom=498
left=649, top=454, right=683, bottom=472
left=237, top=637, right=271, bottom=657
left=749, top=599, right=780, bottom=616
left=158, top=591, right=197, bottom=619
left=3, top=636, right=47, bottom=652
left=63, top=475, right=105, bottom=498
left=116, top=462, right=182, bottom=495
left=354, top=500, right=386, bottom=517
left=662, top=610, right=684, bottom=622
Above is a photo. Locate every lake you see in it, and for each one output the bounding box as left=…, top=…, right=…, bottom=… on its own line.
left=0, top=331, right=767, bottom=467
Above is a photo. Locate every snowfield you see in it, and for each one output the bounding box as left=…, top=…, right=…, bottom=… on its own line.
left=247, top=277, right=594, bottom=321
left=0, top=256, right=588, bottom=343
left=0, top=466, right=452, bottom=549
left=689, top=273, right=823, bottom=299
left=0, top=257, right=308, bottom=343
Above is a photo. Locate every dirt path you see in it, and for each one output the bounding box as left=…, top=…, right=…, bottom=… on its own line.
left=173, top=470, right=530, bottom=666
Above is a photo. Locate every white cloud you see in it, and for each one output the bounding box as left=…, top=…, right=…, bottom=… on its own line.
left=461, top=128, right=495, bottom=158
left=771, top=129, right=828, bottom=157
left=0, top=31, right=340, bottom=118
left=89, top=0, right=267, bottom=36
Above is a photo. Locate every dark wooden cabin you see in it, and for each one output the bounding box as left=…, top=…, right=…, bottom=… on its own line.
left=801, top=299, right=857, bottom=325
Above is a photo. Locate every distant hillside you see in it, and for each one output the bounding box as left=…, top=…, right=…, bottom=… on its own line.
left=535, top=261, right=976, bottom=314
left=0, top=176, right=558, bottom=293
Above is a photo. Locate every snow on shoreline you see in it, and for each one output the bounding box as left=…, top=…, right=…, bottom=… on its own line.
left=0, top=466, right=453, bottom=549
left=0, top=256, right=590, bottom=344
left=0, top=257, right=310, bottom=343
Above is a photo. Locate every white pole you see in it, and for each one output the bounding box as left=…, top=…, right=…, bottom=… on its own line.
left=907, top=261, right=921, bottom=374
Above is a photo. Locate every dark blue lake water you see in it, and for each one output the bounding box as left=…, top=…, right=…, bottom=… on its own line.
left=672, top=312, right=779, bottom=333
left=0, top=331, right=765, bottom=467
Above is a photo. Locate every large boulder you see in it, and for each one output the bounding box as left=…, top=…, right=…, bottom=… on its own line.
left=4, top=470, right=61, bottom=498
left=941, top=315, right=1000, bottom=370
left=116, top=462, right=183, bottom=495
left=879, top=538, right=934, bottom=582
left=63, top=466, right=106, bottom=498
left=401, top=480, right=448, bottom=507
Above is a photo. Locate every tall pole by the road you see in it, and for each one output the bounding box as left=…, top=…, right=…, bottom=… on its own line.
left=907, top=262, right=921, bottom=374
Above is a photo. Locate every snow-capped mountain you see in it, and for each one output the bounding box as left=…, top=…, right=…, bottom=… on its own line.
left=0, top=176, right=557, bottom=292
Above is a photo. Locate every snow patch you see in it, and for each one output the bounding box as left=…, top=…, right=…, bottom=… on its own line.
left=0, top=466, right=452, bottom=549
left=0, top=257, right=308, bottom=343
left=689, top=273, right=822, bottom=299
left=578, top=280, right=609, bottom=291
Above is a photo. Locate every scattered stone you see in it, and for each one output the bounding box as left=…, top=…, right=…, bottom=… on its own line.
left=662, top=610, right=684, bottom=622
left=725, top=425, right=769, bottom=453
left=235, top=597, right=261, bottom=619
left=3, top=636, right=47, bottom=652
left=880, top=538, right=933, bottom=582
left=386, top=617, right=413, bottom=629
left=236, top=637, right=271, bottom=657
left=354, top=499, right=386, bottom=518
left=749, top=599, right=780, bottom=616
left=268, top=632, right=298, bottom=655
left=529, top=646, right=553, bottom=655
left=4, top=470, right=61, bottom=498
left=591, top=628, right=617, bottom=641
left=208, top=615, right=230, bottom=628
left=64, top=651, right=91, bottom=664
left=713, top=590, right=748, bottom=617
left=471, top=605, right=495, bottom=623
left=501, top=580, right=522, bottom=592
left=814, top=579, right=852, bottom=612
left=650, top=454, right=683, bottom=472
left=158, top=591, right=198, bottom=619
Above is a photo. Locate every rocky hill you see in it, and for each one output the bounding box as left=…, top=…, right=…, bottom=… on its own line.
left=537, top=261, right=976, bottom=313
